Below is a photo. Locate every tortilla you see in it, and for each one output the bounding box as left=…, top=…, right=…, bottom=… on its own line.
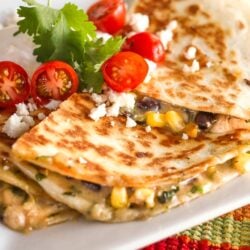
left=131, top=0, right=250, bottom=120
left=12, top=93, right=250, bottom=188
left=0, top=139, right=78, bottom=232
left=12, top=151, right=243, bottom=222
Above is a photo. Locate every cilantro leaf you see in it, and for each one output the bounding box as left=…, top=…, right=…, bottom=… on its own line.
left=16, top=0, right=123, bottom=93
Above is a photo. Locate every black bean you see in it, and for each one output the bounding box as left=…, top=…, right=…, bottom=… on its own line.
left=195, top=112, right=216, bottom=130
left=136, top=97, right=161, bottom=112
left=81, top=181, right=102, bottom=192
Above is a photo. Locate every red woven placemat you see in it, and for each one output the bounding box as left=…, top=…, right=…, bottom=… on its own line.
left=143, top=205, right=250, bottom=250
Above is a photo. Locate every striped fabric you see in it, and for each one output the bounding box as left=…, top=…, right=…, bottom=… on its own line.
left=143, top=205, right=250, bottom=250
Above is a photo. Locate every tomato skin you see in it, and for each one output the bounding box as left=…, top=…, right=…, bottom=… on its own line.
left=87, top=0, right=126, bottom=34
left=0, top=61, right=30, bottom=108
left=31, top=61, right=79, bottom=105
left=122, top=32, right=166, bottom=63
left=102, top=51, right=148, bottom=92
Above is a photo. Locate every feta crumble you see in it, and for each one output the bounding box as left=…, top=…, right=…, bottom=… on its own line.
left=89, top=88, right=136, bottom=123
left=110, top=121, right=115, bottom=127
left=78, top=157, right=88, bottom=164
left=91, top=93, right=107, bottom=104
left=128, top=13, right=149, bottom=32
left=126, top=116, right=137, bottom=128
left=144, top=59, right=157, bottom=83
left=184, top=46, right=197, bottom=60
left=2, top=102, right=36, bottom=138
left=89, top=103, right=107, bottom=121
left=96, top=31, right=112, bottom=43
left=182, top=133, right=189, bottom=140
left=157, top=20, right=178, bottom=49
left=2, top=113, right=34, bottom=138
left=183, top=59, right=200, bottom=73
left=3, top=165, right=10, bottom=171
left=206, top=61, right=213, bottom=68
left=145, top=126, right=152, bottom=133
left=44, top=100, right=62, bottom=110
left=37, top=112, right=46, bottom=120
left=16, top=103, right=29, bottom=116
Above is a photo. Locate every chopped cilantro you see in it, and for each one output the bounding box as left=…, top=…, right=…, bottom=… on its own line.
left=35, top=172, right=47, bottom=181
left=16, top=0, right=123, bottom=93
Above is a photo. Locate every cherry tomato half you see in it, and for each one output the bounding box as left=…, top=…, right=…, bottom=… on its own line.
left=0, top=61, right=30, bottom=108
left=87, top=0, right=126, bottom=34
left=122, top=32, right=166, bottom=63
left=102, top=51, right=148, bottom=92
left=31, top=61, right=79, bottom=105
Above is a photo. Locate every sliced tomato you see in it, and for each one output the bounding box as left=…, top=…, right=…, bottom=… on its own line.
left=102, top=51, right=148, bottom=92
left=122, top=32, right=166, bottom=63
left=31, top=61, right=79, bottom=105
left=0, top=61, right=30, bottom=108
left=87, top=0, right=126, bottom=34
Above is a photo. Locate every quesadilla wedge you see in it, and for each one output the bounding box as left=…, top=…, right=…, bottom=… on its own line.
left=11, top=93, right=250, bottom=221
left=129, top=0, right=250, bottom=123
left=0, top=138, right=79, bottom=232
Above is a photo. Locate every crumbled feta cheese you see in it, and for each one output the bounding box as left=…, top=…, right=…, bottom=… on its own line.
left=126, top=116, right=137, bottom=128
left=44, top=100, right=61, bottom=110
left=2, top=114, right=31, bottom=138
left=78, top=157, right=88, bottom=164
left=183, top=59, right=200, bottom=73
left=145, top=126, right=152, bottom=133
left=182, top=133, right=189, bottom=140
left=110, top=121, right=115, bottom=127
left=89, top=104, right=107, bottom=121
left=107, top=89, right=136, bottom=111
left=27, top=102, right=37, bottom=112
left=157, top=20, right=178, bottom=49
left=144, top=59, right=157, bottom=83
left=167, top=20, right=178, bottom=31
left=91, top=93, right=107, bottom=104
left=67, top=159, right=74, bottom=167
left=16, top=103, right=29, bottom=116
left=37, top=113, right=46, bottom=120
left=22, top=116, right=35, bottom=127
left=106, top=103, right=120, bottom=117
left=96, top=31, right=112, bottom=43
left=206, top=61, right=213, bottom=68
left=3, top=165, right=9, bottom=171
left=128, top=13, right=149, bottom=32
left=184, top=46, right=197, bottom=60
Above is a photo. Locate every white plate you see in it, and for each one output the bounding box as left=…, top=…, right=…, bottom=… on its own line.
left=0, top=1, right=250, bottom=250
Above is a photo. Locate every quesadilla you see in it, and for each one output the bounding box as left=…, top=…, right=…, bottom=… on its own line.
left=129, top=0, right=250, bottom=127
left=11, top=93, right=250, bottom=222
left=0, top=135, right=78, bottom=232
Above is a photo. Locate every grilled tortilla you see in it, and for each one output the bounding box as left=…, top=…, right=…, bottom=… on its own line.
left=12, top=157, right=243, bottom=222
left=12, top=93, right=250, bottom=189
left=0, top=138, right=78, bottom=232
left=132, top=0, right=250, bottom=120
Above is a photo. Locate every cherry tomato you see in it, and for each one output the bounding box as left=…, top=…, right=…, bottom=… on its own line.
left=0, top=61, right=30, bottom=108
left=87, top=0, right=126, bottom=34
left=102, top=51, right=148, bottom=92
left=122, top=32, right=166, bottom=63
left=31, top=61, right=79, bottom=105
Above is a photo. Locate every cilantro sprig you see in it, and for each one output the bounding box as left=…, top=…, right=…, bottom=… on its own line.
left=16, top=0, right=123, bottom=93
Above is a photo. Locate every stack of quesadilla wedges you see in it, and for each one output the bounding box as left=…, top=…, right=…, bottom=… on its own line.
left=6, top=0, right=250, bottom=225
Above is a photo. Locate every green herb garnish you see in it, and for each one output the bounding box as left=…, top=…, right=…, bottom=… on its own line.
left=16, top=0, right=123, bottom=93
left=157, top=186, right=180, bottom=204
left=35, top=172, right=47, bottom=181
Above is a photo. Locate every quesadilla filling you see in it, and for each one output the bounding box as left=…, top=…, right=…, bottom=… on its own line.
left=89, top=89, right=250, bottom=139
left=13, top=152, right=249, bottom=222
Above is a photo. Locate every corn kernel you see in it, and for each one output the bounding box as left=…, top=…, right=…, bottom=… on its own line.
left=206, top=166, right=217, bottom=179
left=184, top=122, right=198, bottom=138
left=233, top=153, right=250, bottom=174
left=131, top=188, right=155, bottom=208
left=165, top=111, right=185, bottom=132
left=146, top=112, right=166, bottom=128
left=110, top=187, right=128, bottom=209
